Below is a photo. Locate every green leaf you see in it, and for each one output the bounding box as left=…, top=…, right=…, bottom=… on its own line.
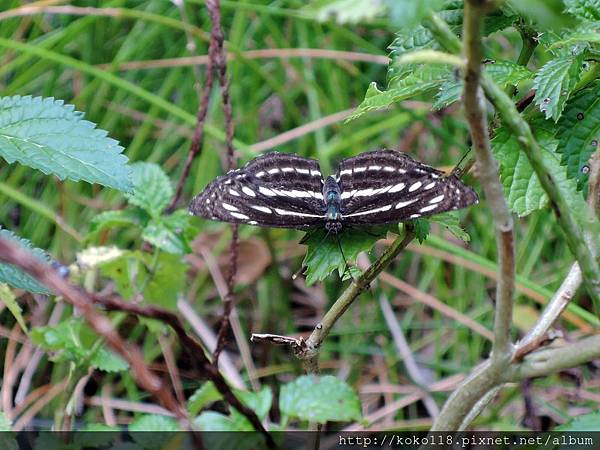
left=549, top=21, right=600, bottom=48
left=0, top=284, right=28, bottom=332
left=195, top=411, right=254, bottom=431
left=129, top=414, right=180, bottom=431
left=556, top=411, right=600, bottom=431
left=533, top=53, right=584, bottom=121
left=305, top=0, right=385, bottom=24
left=492, top=120, right=586, bottom=217
left=0, top=96, right=132, bottom=192
left=89, top=347, right=128, bottom=373
left=235, top=386, right=273, bottom=421
left=301, top=226, right=391, bottom=285
left=556, top=82, right=600, bottom=190
left=125, top=162, right=173, bottom=216
left=279, top=375, right=362, bottom=423
left=188, top=382, right=222, bottom=416
left=87, top=209, right=146, bottom=240
left=349, top=69, right=448, bottom=120
left=98, top=251, right=142, bottom=300
left=433, top=60, right=534, bottom=110
left=564, top=0, right=600, bottom=20
left=0, top=229, right=51, bottom=294
left=142, top=210, right=190, bottom=254
left=429, top=212, right=471, bottom=242
left=31, top=318, right=88, bottom=365
left=143, top=252, right=187, bottom=310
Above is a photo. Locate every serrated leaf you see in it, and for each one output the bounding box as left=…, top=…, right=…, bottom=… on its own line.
left=188, top=382, right=222, bottom=416
left=492, top=120, right=586, bottom=217
left=31, top=318, right=89, bottom=365
left=195, top=412, right=265, bottom=450
left=564, top=0, right=600, bottom=20
left=0, top=229, right=51, bottom=294
left=533, top=53, right=584, bottom=121
left=98, top=251, right=142, bottom=300
left=305, top=0, right=385, bottom=24
left=90, top=347, right=128, bottom=373
left=279, top=375, right=362, bottom=423
left=0, top=283, right=28, bottom=332
left=195, top=411, right=254, bottom=431
left=87, top=209, right=146, bottom=240
left=125, top=162, right=173, bottom=216
left=430, top=212, right=471, bottom=242
left=556, top=411, right=600, bottom=431
left=142, top=210, right=190, bottom=254
left=556, top=82, right=600, bottom=190
left=301, top=226, right=390, bottom=285
left=433, top=60, right=534, bottom=110
left=0, top=96, right=132, bottom=192
left=349, top=70, right=448, bottom=121
left=549, top=21, right=600, bottom=48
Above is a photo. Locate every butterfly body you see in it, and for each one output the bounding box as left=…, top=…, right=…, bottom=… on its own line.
left=189, top=150, right=478, bottom=231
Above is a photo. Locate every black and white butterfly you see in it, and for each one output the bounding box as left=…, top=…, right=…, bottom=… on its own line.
left=189, top=149, right=478, bottom=231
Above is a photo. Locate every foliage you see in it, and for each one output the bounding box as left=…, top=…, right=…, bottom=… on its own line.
left=0, top=96, right=132, bottom=192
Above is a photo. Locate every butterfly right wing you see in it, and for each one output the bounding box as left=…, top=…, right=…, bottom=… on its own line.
left=189, top=152, right=326, bottom=229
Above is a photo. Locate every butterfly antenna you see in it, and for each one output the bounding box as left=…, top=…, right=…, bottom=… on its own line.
left=451, top=147, right=474, bottom=177
left=335, top=233, right=353, bottom=282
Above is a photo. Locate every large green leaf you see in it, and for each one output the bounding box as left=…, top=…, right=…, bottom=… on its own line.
left=125, top=162, right=173, bottom=216
left=0, top=96, right=132, bottom=192
left=533, top=53, right=584, bottom=121
left=87, top=208, right=146, bottom=240
left=492, top=120, right=586, bottom=217
left=556, top=82, right=600, bottom=190
left=187, top=382, right=222, bottom=416
left=142, top=252, right=187, bottom=311
left=0, top=229, right=50, bottom=294
left=549, top=21, right=600, bottom=48
left=279, top=375, right=362, bottom=423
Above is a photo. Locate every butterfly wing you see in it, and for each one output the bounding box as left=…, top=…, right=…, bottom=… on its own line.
left=337, top=149, right=478, bottom=224
left=189, top=152, right=326, bottom=229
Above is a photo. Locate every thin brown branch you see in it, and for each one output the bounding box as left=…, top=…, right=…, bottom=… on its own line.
left=462, top=0, right=515, bottom=363
left=209, top=0, right=239, bottom=363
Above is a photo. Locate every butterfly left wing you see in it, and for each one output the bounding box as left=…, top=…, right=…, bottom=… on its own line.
left=189, top=152, right=326, bottom=229
left=336, top=149, right=478, bottom=224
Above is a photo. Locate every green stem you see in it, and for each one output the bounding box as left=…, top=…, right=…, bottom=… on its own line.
left=298, top=228, right=416, bottom=373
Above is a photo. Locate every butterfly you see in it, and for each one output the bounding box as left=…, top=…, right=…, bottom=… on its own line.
left=189, top=149, right=478, bottom=231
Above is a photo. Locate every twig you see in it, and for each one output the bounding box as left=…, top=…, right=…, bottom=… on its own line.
left=209, top=0, right=240, bottom=363
left=296, top=229, right=416, bottom=373
left=463, top=0, right=515, bottom=362
left=505, top=334, right=600, bottom=380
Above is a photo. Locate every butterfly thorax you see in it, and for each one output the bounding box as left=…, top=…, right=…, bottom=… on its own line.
left=323, top=176, right=343, bottom=233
